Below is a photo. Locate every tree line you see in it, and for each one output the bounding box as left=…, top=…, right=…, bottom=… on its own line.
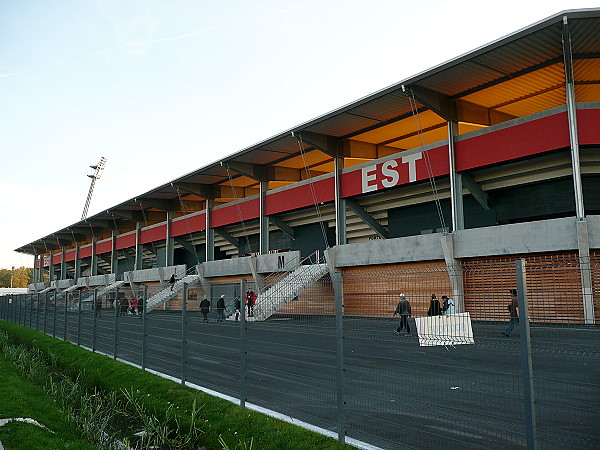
left=0, top=267, right=33, bottom=288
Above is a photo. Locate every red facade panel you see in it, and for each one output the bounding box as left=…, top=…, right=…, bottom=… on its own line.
left=141, top=224, right=166, bottom=244
left=96, top=240, right=112, bottom=255
left=577, top=108, right=600, bottom=145
left=64, top=249, right=76, bottom=262
left=116, top=233, right=136, bottom=250
left=172, top=214, right=205, bottom=237
left=455, top=112, right=571, bottom=172
left=79, top=245, right=92, bottom=258
left=52, top=254, right=62, bottom=265
left=266, top=178, right=335, bottom=216
left=212, top=198, right=260, bottom=228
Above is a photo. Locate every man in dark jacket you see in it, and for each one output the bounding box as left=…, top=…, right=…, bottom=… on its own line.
left=216, top=295, right=226, bottom=322
left=200, top=296, right=211, bottom=323
left=502, top=289, right=519, bottom=336
left=427, top=294, right=442, bottom=316
left=393, top=293, right=412, bottom=335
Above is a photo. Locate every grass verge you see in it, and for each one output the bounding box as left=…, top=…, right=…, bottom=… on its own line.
left=0, top=321, right=349, bottom=449
left=0, top=352, right=96, bottom=449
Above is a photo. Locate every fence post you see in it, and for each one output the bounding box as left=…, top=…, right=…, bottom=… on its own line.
left=64, top=292, right=69, bottom=341
left=19, top=294, right=23, bottom=325
left=52, top=292, right=57, bottom=337
left=35, top=293, right=40, bottom=331
left=92, top=289, right=97, bottom=352
left=333, top=269, right=346, bottom=445
left=240, top=278, right=247, bottom=409
left=77, top=289, right=82, bottom=346
left=114, top=287, right=119, bottom=359
left=181, top=283, right=188, bottom=385
left=29, top=294, right=33, bottom=328
left=516, top=258, right=537, bottom=450
left=43, top=292, right=47, bottom=334
left=142, top=285, right=147, bottom=371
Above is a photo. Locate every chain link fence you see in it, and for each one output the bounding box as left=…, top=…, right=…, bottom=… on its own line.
left=1, top=256, right=599, bottom=449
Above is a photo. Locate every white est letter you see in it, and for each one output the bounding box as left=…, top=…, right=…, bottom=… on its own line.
left=401, top=152, right=422, bottom=183
left=362, top=165, right=378, bottom=193
left=381, top=160, right=399, bottom=188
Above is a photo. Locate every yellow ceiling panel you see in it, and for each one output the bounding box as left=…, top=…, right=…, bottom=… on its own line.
left=461, top=63, right=565, bottom=111
left=352, top=110, right=444, bottom=144
left=275, top=149, right=330, bottom=169
left=494, top=88, right=566, bottom=117
left=575, top=82, right=600, bottom=101
left=574, top=58, right=600, bottom=81
left=384, top=126, right=449, bottom=150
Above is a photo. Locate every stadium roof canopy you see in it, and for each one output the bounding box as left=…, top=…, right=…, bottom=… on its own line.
left=17, top=8, right=600, bottom=255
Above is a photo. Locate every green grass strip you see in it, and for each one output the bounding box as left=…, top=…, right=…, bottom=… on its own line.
left=0, top=352, right=96, bottom=449
left=0, top=321, right=350, bottom=450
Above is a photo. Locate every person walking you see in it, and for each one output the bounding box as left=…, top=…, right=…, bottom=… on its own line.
left=200, top=296, right=211, bottom=323
left=235, top=297, right=241, bottom=321
left=393, top=293, right=412, bottom=335
left=502, top=289, right=519, bottom=337
left=216, top=295, right=226, bottom=322
left=168, top=273, right=176, bottom=291
left=441, top=295, right=455, bottom=315
left=427, top=294, right=442, bottom=316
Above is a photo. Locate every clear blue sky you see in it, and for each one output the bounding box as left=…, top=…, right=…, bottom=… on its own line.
left=1, top=0, right=596, bottom=269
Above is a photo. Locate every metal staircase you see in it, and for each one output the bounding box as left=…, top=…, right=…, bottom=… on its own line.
left=246, top=263, right=328, bottom=321
left=144, top=273, right=202, bottom=312
left=75, top=280, right=128, bottom=310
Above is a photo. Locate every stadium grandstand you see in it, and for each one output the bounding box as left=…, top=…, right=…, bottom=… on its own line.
left=16, top=8, right=600, bottom=324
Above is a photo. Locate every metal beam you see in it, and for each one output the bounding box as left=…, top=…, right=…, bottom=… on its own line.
left=108, top=209, right=144, bottom=222
left=174, top=237, right=198, bottom=256
left=296, top=131, right=341, bottom=157
left=224, top=162, right=264, bottom=180
left=461, top=172, right=490, bottom=210
left=137, top=198, right=174, bottom=212
left=408, top=85, right=457, bottom=122
left=176, top=182, right=214, bottom=199
left=269, top=215, right=295, bottom=240
left=214, top=227, right=239, bottom=249
left=346, top=199, right=388, bottom=239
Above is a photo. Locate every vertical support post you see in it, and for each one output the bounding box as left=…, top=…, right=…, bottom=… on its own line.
left=75, top=243, right=81, bottom=280
left=259, top=181, right=270, bottom=255
left=52, top=292, right=57, bottom=337
left=111, top=230, right=118, bottom=275
left=333, top=268, right=345, bottom=445
left=205, top=200, right=215, bottom=262
left=19, top=295, right=23, bottom=325
left=240, top=278, right=247, bottom=409
left=113, top=287, right=119, bottom=359
left=142, top=285, right=148, bottom=370
left=92, top=289, right=97, bottom=352
left=35, top=293, right=40, bottom=331
left=181, top=282, right=187, bottom=385
left=448, top=121, right=464, bottom=231
left=562, top=17, right=585, bottom=220
left=516, top=259, right=537, bottom=450
left=166, top=211, right=175, bottom=267
left=29, top=294, right=33, bottom=328
left=134, top=222, right=143, bottom=270
left=334, top=153, right=346, bottom=246
left=60, top=248, right=67, bottom=280
left=77, top=289, right=82, bottom=346
left=43, top=292, right=48, bottom=334
left=576, top=220, right=595, bottom=323
left=64, top=290, right=68, bottom=341
left=49, top=250, right=55, bottom=282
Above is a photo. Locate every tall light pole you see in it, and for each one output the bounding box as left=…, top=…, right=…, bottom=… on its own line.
left=10, top=266, right=14, bottom=288
left=81, top=157, right=107, bottom=220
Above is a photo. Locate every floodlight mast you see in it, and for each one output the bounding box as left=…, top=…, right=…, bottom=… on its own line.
left=81, top=157, right=107, bottom=220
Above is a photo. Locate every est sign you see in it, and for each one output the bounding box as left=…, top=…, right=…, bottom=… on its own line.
left=361, top=152, right=422, bottom=193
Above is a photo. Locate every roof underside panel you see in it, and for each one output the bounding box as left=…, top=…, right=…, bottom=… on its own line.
left=304, top=113, right=381, bottom=137
left=570, top=17, right=600, bottom=53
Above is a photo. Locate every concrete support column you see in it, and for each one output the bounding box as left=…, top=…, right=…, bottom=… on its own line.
left=134, top=222, right=143, bottom=270
left=60, top=248, right=67, bottom=280
left=166, top=211, right=174, bottom=266
left=259, top=181, right=269, bottom=254
left=91, top=238, right=98, bottom=276
left=448, top=121, right=464, bottom=232
left=75, top=243, right=81, bottom=280
left=440, top=234, right=465, bottom=313
left=576, top=220, right=595, bottom=324
left=334, top=154, right=346, bottom=246
left=49, top=250, right=55, bottom=282
left=111, top=231, right=118, bottom=274
left=205, top=200, right=214, bottom=262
